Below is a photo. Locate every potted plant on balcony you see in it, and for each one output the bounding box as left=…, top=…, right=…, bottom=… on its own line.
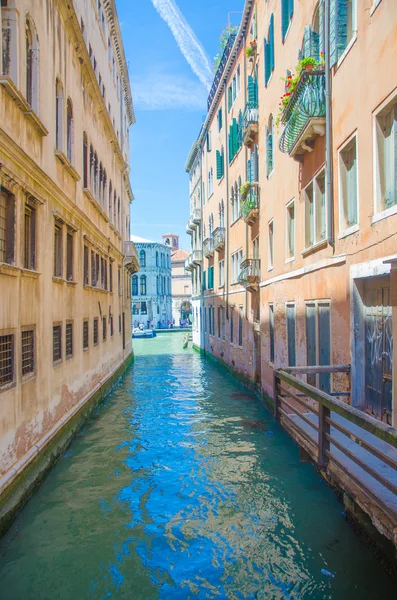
left=240, top=181, right=252, bottom=201
left=298, top=56, right=317, bottom=72
left=245, top=39, right=257, bottom=61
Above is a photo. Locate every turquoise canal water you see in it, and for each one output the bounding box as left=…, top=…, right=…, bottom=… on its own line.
left=0, top=333, right=396, bottom=599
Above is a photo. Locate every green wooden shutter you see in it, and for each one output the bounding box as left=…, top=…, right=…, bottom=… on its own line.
left=303, top=25, right=319, bottom=60
left=208, top=266, right=214, bottom=289
left=266, top=128, right=273, bottom=176
left=216, top=150, right=222, bottom=179
left=202, top=270, right=206, bottom=291
left=289, top=0, right=294, bottom=19
left=248, top=75, right=255, bottom=103
left=264, top=41, right=271, bottom=86
left=227, top=86, right=232, bottom=111
left=232, top=118, right=238, bottom=157
left=330, top=0, right=348, bottom=67
left=281, top=0, right=289, bottom=41
left=218, top=108, right=222, bottom=131
left=228, top=128, right=232, bottom=163
left=269, top=14, right=275, bottom=72
left=319, top=0, right=324, bottom=53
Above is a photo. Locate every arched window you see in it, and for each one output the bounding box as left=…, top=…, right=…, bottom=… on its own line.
left=66, top=98, right=74, bottom=163
left=131, top=275, right=138, bottom=295
left=103, top=169, right=107, bottom=210
left=156, top=251, right=159, bottom=267
left=140, top=275, right=147, bottom=295
left=139, top=249, right=146, bottom=267
left=230, top=186, right=235, bottom=222
left=156, top=275, right=159, bottom=295
left=108, top=180, right=112, bottom=220
left=89, top=144, right=94, bottom=190
left=56, top=78, right=64, bottom=150
left=118, top=197, right=120, bottom=231
left=83, top=133, right=88, bottom=188
left=113, top=190, right=117, bottom=224
left=25, top=17, right=39, bottom=112
left=219, top=199, right=224, bottom=228
left=1, top=1, right=18, bottom=82
left=94, top=152, right=98, bottom=198
left=264, top=14, right=275, bottom=87
left=266, top=114, right=274, bottom=177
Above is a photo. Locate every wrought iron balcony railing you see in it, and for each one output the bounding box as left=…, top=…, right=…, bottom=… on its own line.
left=213, top=227, right=225, bottom=252
left=207, top=34, right=236, bottom=111
left=242, top=102, right=259, bottom=149
left=279, top=71, right=326, bottom=158
left=241, top=184, right=260, bottom=225
left=238, top=258, right=260, bottom=292
left=203, top=237, right=214, bottom=258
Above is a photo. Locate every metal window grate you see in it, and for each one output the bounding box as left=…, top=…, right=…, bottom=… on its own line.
left=103, top=317, right=107, bottom=341
left=110, top=315, right=114, bottom=337
left=66, top=323, right=73, bottom=357
left=21, top=330, right=34, bottom=375
left=53, top=325, right=62, bottom=362
left=93, top=318, right=98, bottom=345
left=0, top=334, right=14, bottom=385
left=83, top=320, right=89, bottom=349
left=0, top=191, right=7, bottom=263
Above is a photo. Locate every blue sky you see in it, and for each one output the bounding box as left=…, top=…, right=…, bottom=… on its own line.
left=117, top=0, right=244, bottom=250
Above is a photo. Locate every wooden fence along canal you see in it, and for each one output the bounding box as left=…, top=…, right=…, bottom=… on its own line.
left=273, top=365, right=397, bottom=549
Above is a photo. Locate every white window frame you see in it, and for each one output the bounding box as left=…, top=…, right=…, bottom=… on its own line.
left=268, top=219, right=274, bottom=271
left=303, top=168, right=327, bottom=252
left=285, top=199, right=295, bottom=262
left=219, top=259, right=225, bottom=287
left=372, top=93, right=397, bottom=224
left=338, top=132, right=360, bottom=238
left=336, top=0, right=358, bottom=68
left=231, top=249, right=243, bottom=283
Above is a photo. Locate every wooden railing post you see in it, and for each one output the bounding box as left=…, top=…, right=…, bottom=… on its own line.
left=318, top=402, right=330, bottom=469
left=273, top=370, right=279, bottom=420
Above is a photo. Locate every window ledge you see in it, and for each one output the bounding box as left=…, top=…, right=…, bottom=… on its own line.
left=0, top=381, right=16, bottom=394
left=0, top=76, right=49, bottom=136
left=83, top=188, right=110, bottom=222
left=52, top=276, right=65, bottom=284
left=370, top=0, right=383, bottom=15
left=21, top=268, right=40, bottom=279
left=230, top=216, right=242, bottom=227
left=66, top=280, right=78, bottom=286
left=0, top=263, right=19, bottom=277
left=25, top=109, right=49, bottom=136
left=338, top=223, right=359, bottom=239
left=301, top=239, right=328, bottom=257
left=53, top=359, right=63, bottom=368
left=217, top=175, right=225, bottom=185
left=268, top=266, right=274, bottom=272
left=336, top=34, right=357, bottom=70
left=284, top=257, right=295, bottom=265
left=22, top=372, right=36, bottom=385
left=55, top=151, right=81, bottom=181
left=372, top=204, right=397, bottom=225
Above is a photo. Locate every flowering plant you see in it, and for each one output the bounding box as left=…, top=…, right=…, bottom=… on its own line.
left=245, top=39, right=257, bottom=59
left=240, top=181, right=252, bottom=201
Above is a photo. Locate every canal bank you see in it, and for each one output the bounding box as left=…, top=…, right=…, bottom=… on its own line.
left=0, top=333, right=396, bottom=598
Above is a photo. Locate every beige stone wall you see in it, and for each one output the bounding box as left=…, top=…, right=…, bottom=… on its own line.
left=0, top=0, right=137, bottom=480
left=189, top=0, right=397, bottom=425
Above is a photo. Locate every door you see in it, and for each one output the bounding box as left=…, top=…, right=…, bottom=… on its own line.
left=364, top=278, right=393, bottom=424
left=318, top=302, right=331, bottom=393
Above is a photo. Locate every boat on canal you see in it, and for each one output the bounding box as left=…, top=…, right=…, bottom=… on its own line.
left=132, top=327, right=156, bottom=339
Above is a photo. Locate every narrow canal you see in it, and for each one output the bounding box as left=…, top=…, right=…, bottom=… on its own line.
left=0, top=333, right=395, bottom=599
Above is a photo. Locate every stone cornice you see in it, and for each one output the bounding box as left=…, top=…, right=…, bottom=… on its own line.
left=0, top=129, right=124, bottom=261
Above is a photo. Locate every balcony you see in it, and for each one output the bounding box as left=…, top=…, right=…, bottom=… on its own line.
left=192, top=208, right=201, bottom=226
left=279, top=71, right=326, bottom=160
left=203, top=237, right=214, bottom=258
left=241, top=183, right=260, bottom=225
left=185, top=250, right=203, bottom=271
left=186, top=219, right=193, bottom=235
left=208, top=33, right=236, bottom=111
left=238, top=259, right=260, bottom=292
left=242, top=102, right=259, bottom=150
left=124, top=241, right=140, bottom=274
left=213, top=227, right=225, bottom=252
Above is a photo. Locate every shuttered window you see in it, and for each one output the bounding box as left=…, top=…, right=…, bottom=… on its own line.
left=339, top=136, right=358, bottom=230
left=303, top=25, right=320, bottom=60
left=281, top=0, right=294, bottom=41
left=216, top=149, right=224, bottom=180
left=376, top=103, right=397, bottom=212
left=0, top=189, right=15, bottom=265
left=208, top=266, right=214, bottom=290
left=54, top=223, right=63, bottom=277
left=217, top=108, right=223, bottom=132
left=248, top=76, right=258, bottom=106
left=330, top=0, right=357, bottom=66
left=286, top=304, right=296, bottom=367
left=305, top=170, right=326, bottom=249
left=266, top=116, right=274, bottom=177
left=227, top=86, right=232, bottom=112
left=264, top=15, right=275, bottom=86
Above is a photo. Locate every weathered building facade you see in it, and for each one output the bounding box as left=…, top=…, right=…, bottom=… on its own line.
left=131, top=235, right=172, bottom=328
left=163, top=233, right=192, bottom=325
left=186, top=0, right=397, bottom=546
left=0, top=0, right=138, bottom=526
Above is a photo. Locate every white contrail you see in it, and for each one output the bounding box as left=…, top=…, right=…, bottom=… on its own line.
left=151, top=0, right=213, bottom=91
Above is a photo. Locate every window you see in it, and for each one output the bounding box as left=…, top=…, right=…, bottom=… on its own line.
left=269, top=304, right=275, bottom=363
left=139, top=249, right=146, bottom=267
left=118, top=266, right=121, bottom=295
left=264, top=14, right=275, bottom=87
left=266, top=115, right=274, bottom=177
left=84, top=245, right=89, bottom=285
left=141, top=301, right=147, bottom=315
left=208, top=266, right=214, bottom=290
left=217, top=306, right=221, bottom=338
left=156, top=251, right=159, bottom=266
left=0, top=188, right=15, bottom=264
left=216, top=148, right=224, bottom=180
left=219, top=260, right=225, bottom=287
left=23, top=201, right=36, bottom=270
left=339, top=135, right=358, bottom=230
left=286, top=201, right=295, bottom=259
left=109, top=262, right=113, bottom=292
left=217, top=108, right=223, bottom=132
left=83, top=320, right=89, bottom=350
left=83, top=134, right=88, bottom=188
left=119, top=314, right=122, bottom=333
left=207, top=131, right=212, bottom=152
left=286, top=304, right=296, bottom=366
left=232, top=250, right=243, bottom=283
left=228, top=119, right=242, bottom=164
left=21, top=329, right=35, bottom=376
left=330, top=0, right=357, bottom=66
left=140, top=275, right=147, bottom=295
left=305, top=170, right=326, bottom=249
left=54, top=222, right=63, bottom=277
left=230, top=307, right=234, bottom=343
left=66, top=98, right=73, bottom=163
left=221, top=306, right=226, bottom=340
left=66, top=231, right=73, bottom=281
left=25, top=17, right=39, bottom=113
left=110, top=315, right=114, bottom=337
left=93, top=318, right=99, bottom=345
left=238, top=306, right=243, bottom=347
left=102, top=317, right=106, bottom=341
left=56, top=79, right=64, bottom=150
left=0, top=334, right=14, bottom=387
left=268, top=220, right=274, bottom=270
left=66, top=322, right=73, bottom=358
left=305, top=301, right=331, bottom=392
left=236, top=65, right=241, bottom=95
left=375, top=102, right=397, bottom=213
left=53, top=325, right=62, bottom=363
left=281, top=0, right=294, bottom=41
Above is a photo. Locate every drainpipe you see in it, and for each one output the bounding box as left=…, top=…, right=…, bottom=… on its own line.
left=224, top=79, right=230, bottom=321
left=325, top=0, right=334, bottom=248
left=243, top=32, right=249, bottom=323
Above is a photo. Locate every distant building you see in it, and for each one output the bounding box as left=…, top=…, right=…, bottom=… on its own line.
left=163, top=234, right=192, bottom=325
left=131, top=235, right=172, bottom=328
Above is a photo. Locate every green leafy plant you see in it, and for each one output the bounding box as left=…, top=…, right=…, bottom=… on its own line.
left=213, top=25, right=239, bottom=73
left=240, top=182, right=252, bottom=201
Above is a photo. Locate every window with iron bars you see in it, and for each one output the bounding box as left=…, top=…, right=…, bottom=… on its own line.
left=21, top=329, right=34, bottom=376
left=53, top=325, right=62, bottom=362
left=0, top=189, right=15, bottom=265
left=110, top=314, right=114, bottom=337
left=24, top=202, right=36, bottom=271
left=0, top=334, right=14, bottom=387
left=103, top=316, right=107, bottom=341
left=83, top=320, right=89, bottom=350
left=84, top=245, right=89, bottom=285
left=93, top=318, right=99, bottom=345
left=66, top=322, right=73, bottom=358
